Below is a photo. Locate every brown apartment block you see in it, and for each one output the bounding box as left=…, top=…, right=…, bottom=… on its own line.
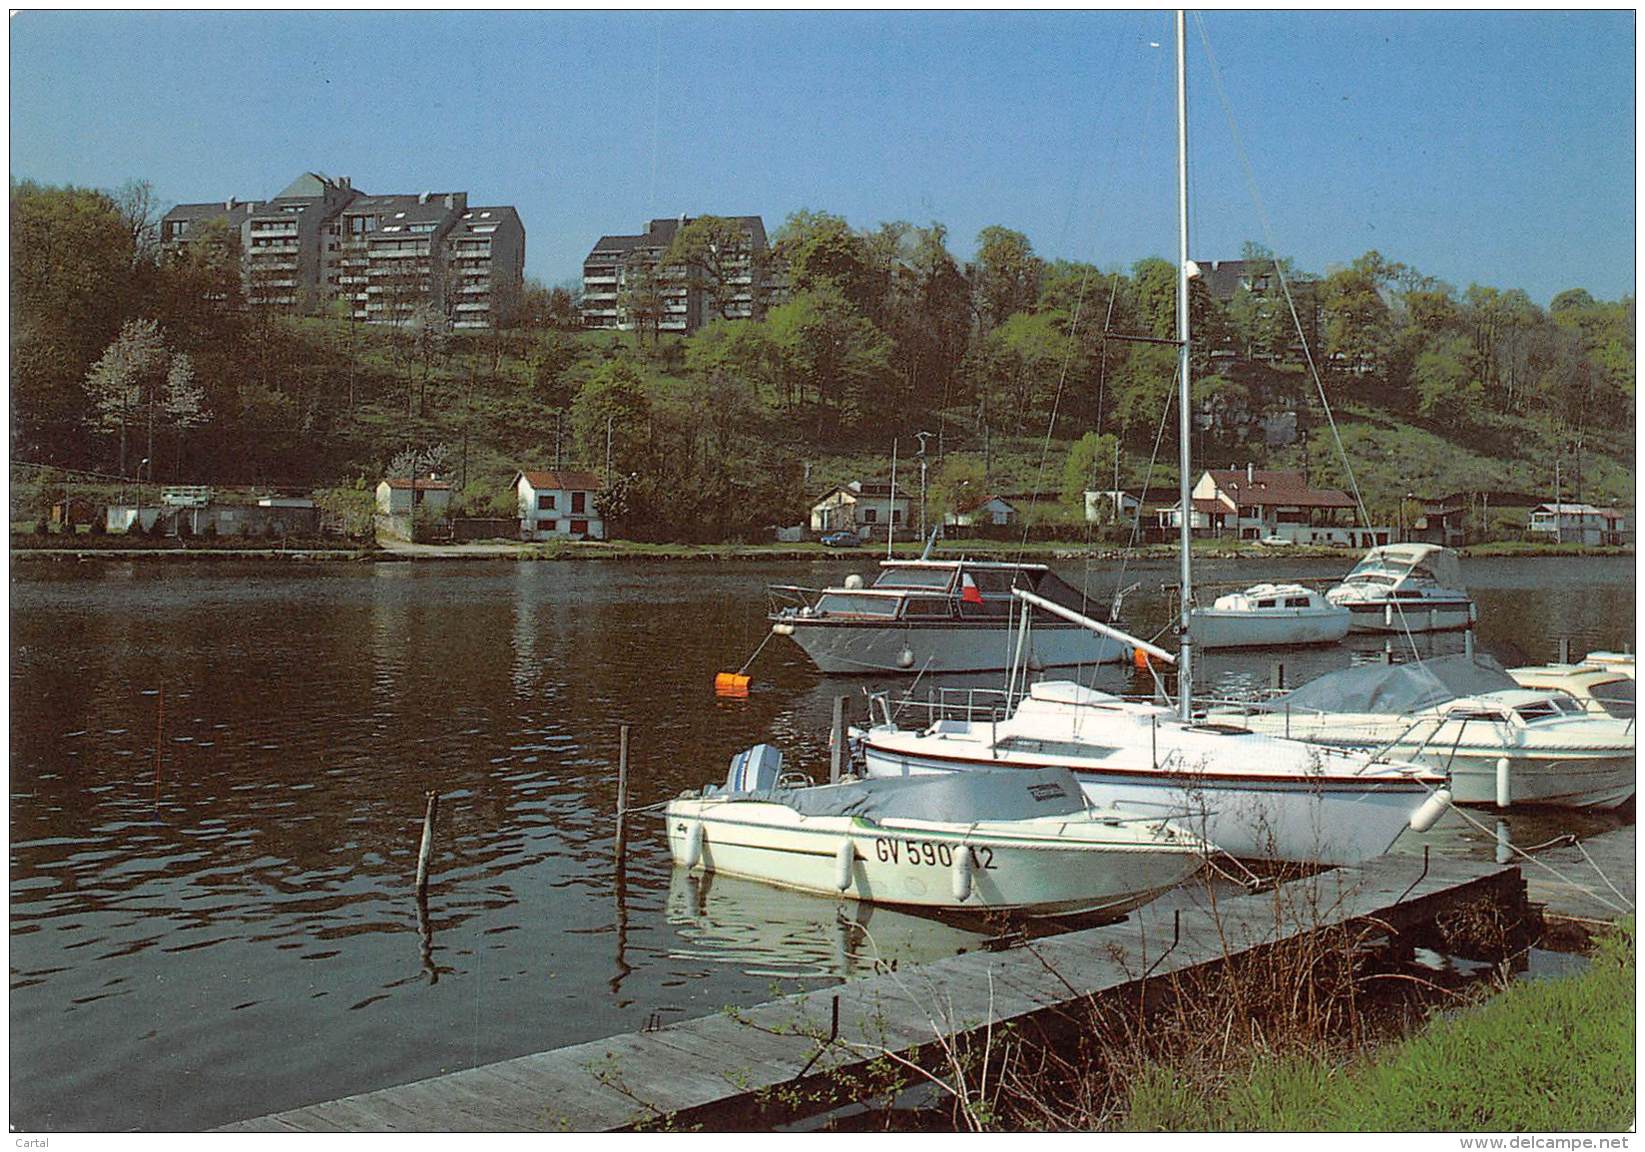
left=161, top=172, right=525, bottom=329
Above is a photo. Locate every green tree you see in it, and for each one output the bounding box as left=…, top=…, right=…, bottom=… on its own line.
left=1411, top=333, right=1484, bottom=418
left=1061, top=431, right=1121, bottom=510
left=12, top=180, right=146, bottom=460
left=1320, top=254, right=1393, bottom=376
left=972, top=225, right=1042, bottom=332
left=571, top=360, right=652, bottom=481
left=662, top=215, right=766, bottom=322
left=773, top=209, right=880, bottom=314
left=927, top=454, right=989, bottom=526
left=765, top=285, right=891, bottom=434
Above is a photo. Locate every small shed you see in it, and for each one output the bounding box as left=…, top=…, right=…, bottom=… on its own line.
left=375, top=477, right=452, bottom=516
left=946, top=494, right=1017, bottom=528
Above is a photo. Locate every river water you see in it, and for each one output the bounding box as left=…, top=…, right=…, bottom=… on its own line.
left=9, top=555, right=1635, bottom=1130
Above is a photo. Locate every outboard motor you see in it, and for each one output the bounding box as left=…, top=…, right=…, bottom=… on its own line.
left=726, top=743, right=784, bottom=793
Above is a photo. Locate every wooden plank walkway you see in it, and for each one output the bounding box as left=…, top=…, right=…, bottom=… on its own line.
left=218, top=850, right=1527, bottom=1133
left=1523, top=824, right=1635, bottom=927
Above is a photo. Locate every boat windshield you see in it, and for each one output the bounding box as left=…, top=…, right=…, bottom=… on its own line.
left=1513, top=696, right=1585, bottom=723
left=1591, top=678, right=1636, bottom=718
left=873, top=567, right=956, bottom=591
left=814, top=593, right=901, bottom=618
left=1348, top=573, right=1398, bottom=587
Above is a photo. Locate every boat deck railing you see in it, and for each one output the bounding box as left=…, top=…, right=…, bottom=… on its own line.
left=872, top=685, right=1439, bottom=773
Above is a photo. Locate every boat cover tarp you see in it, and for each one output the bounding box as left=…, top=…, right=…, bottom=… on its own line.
left=716, top=766, right=1088, bottom=822
left=1264, top=655, right=1518, bottom=716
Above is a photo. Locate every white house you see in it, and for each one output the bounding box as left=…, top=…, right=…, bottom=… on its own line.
left=1084, top=489, right=1141, bottom=524
left=809, top=480, right=910, bottom=540
left=515, top=469, right=605, bottom=541
left=375, top=477, right=452, bottom=516
left=1158, top=465, right=1389, bottom=546
left=1528, top=503, right=1629, bottom=546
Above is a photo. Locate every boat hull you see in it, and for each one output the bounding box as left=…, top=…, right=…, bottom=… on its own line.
left=1235, top=723, right=1635, bottom=810
left=776, top=619, right=1130, bottom=674
left=1341, top=599, right=1476, bottom=634
left=861, top=742, right=1430, bottom=867
left=1189, top=607, right=1350, bottom=649
left=664, top=800, right=1201, bottom=917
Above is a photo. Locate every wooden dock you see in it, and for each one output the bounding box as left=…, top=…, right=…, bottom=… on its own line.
left=1522, top=823, right=1635, bottom=934
left=218, top=850, right=1530, bottom=1133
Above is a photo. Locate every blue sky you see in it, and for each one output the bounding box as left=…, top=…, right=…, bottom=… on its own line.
left=9, top=10, right=1635, bottom=304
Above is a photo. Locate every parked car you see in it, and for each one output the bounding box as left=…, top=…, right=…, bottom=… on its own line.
left=820, top=530, right=860, bottom=548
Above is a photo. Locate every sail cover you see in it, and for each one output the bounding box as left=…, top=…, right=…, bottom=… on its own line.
left=1266, top=655, right=1518, bottom=716
left=720, top=766, right=1088, bottom=823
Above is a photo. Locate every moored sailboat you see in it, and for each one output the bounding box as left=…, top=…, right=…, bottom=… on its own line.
left=855, top=13, right=1452, bottom=866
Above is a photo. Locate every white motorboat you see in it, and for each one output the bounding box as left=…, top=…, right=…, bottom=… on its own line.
left=1325, top=543, right=1477, bottom=633
left=769, top=558, right=1130, bottom=674
left=1221, top=656, right=1636, bottom=809
left=1189, top=583, right=1350, bottom=649
left=1509, top=660, right=1636, bottom=719
left=860, top=681, right=1447, bottom=867
left=665, top=745, right=1204, bottom=917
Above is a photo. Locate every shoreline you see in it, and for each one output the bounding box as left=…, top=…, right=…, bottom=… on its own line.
left=9, top=540, right=1634, bottom=564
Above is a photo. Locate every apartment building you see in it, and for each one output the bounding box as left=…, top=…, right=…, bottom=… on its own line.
left=581, top=215, right=769, bottom=335
left=161, top=172, right=525, bottom=328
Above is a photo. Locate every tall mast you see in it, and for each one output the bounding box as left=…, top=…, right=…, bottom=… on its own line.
left=1175, top=9, right=1194, bottom=721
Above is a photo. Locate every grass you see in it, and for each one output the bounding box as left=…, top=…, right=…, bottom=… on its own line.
left=1120, top=919, right=1636, bottom=1132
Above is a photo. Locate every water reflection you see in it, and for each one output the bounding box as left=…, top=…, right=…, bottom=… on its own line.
left=665, top=868, right=997, bottom=979
left=7, top=555, right=1633, bottom=1131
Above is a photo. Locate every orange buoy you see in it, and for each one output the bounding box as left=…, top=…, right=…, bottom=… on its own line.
left=1133, top=647, right=1151, bottom=672
left=715, top=672, right=751, bottom=696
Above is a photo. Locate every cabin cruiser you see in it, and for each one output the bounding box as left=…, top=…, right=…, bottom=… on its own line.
left=666, top=745, right=1204, bottom=917
left=1220, top=656, right=1636, bottom=809
left=1189, top=583, right=1350, bottom=649
left=1325, top=543, right=1477, bottom=633
left=769, top=559, right=1131, bottom=674
left=858, top=679, right=1447, bottom=867
left=1508, top=659, right=1635, bottom=720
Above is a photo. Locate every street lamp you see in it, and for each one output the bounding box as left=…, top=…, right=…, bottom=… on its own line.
left=915, top=431, right=932, bottom=541
left=136, top=457, right=151, bottom=533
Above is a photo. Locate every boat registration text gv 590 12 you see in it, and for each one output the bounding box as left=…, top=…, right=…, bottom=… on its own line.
left=874, top=837, right=997, bottom=870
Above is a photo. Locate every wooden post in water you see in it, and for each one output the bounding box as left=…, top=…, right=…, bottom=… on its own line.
left=1270, top=662, right=1285, bottom=692
left=1559, top=637, right=1572, bottom=664
left=154, top=685, right=165, bottom=798
left=615, top=724, right=631, bottom=868
left=830, top=696, right=847, bottom=784
left=415, top=790, right=439, bottom=896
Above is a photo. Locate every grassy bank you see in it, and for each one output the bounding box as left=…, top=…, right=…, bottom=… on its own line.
left=11, top=531, right=1631, bottom=564
left=1120, top=920, right=1635, bottom=1132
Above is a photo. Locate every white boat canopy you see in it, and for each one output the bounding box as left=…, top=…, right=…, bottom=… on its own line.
left=1350, top=542, right=1465, bottom=588
left=714, top=765, right=1091, bottom=822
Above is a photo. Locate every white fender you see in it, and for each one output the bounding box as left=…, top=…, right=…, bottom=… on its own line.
left=951, top=845, right=975, bottom=902
left=1408, top=788, right=1452, bottom=833
left=834, top=840, right=855, bottom=891
left=1496, top=756, right=1511, bottom=809
left=681, top=821, right=704, bottom=869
